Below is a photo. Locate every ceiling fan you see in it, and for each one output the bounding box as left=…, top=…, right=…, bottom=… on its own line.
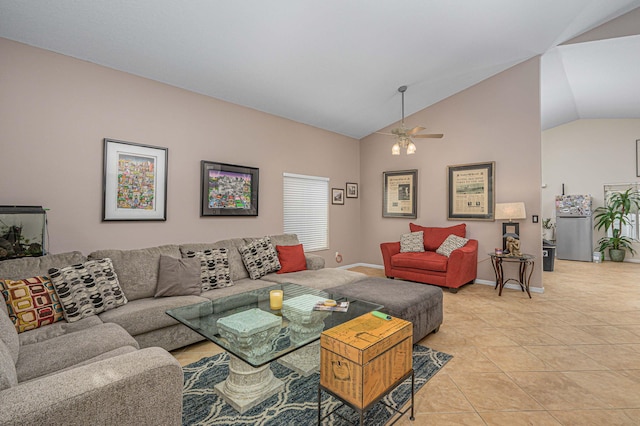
left=377, top=85, right=443, bottom=155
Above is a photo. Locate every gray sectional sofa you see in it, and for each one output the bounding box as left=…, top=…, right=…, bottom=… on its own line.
left=0, top=234, right=366, bottom=425
left=0, top=233, right=442, bottom=425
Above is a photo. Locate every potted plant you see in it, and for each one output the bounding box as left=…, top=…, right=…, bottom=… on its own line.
left=594, top=188, right=640, bottom=262
left=542, top=218, right=554, bottom=241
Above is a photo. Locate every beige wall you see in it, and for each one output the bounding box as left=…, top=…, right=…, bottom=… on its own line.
left=359, top=58, right=544, bottom=289
left=0, top=38, right=361, bottom=267
left=542, top=119, right=640, bottom=251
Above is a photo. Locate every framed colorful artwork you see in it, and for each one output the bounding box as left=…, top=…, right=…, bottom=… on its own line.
left=102, top=138, right=168, bottom=221
left=201, top=161, right=259, bottom=216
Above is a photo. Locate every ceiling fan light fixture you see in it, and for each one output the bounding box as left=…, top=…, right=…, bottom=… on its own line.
left=406, top=141, right=417, bottom=155
left=392, top=142, right=401, bottom=155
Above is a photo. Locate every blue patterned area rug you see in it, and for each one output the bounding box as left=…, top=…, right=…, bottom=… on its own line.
left=182, top=344, right=452, bottom=426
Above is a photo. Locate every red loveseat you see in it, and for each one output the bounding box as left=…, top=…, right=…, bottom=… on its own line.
left=380, top=223, right=478, bottom=292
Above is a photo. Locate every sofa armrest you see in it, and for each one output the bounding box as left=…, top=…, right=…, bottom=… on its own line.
left=380, top=242, right=401, bottom=277
left=0, top=347, right=183, bottom=426
left=305, top=253, right=325, bottom=270
left=446, top=239, right=479, bottom=285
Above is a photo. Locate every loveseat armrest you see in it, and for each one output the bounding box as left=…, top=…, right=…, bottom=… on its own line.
left=380, top=242, right=401, bottom=277
left=305, top=253, right=325, bottom=270
left=0, top=347, right=183, bottom=426
left=446, top=239, right=479, bottom=287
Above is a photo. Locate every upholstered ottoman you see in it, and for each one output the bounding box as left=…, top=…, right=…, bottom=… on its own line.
left=328, top=277, right=443, bottom=344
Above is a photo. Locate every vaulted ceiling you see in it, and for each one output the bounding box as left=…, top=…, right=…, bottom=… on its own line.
left=1, top=0, right=639, bottom=138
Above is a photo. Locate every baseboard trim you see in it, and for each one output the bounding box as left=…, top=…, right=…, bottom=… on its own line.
left=475, top=278, right=544, bottom=294
left=338, top=263, right=384, bottom=270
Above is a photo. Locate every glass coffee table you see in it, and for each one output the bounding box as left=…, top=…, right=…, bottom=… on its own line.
left=166, top=282, right=382, bottom=413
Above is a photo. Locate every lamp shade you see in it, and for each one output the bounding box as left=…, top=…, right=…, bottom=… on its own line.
left=495, top=202, right=526, bottom=221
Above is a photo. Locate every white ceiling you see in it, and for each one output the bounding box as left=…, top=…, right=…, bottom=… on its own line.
left=1, top=0, right=639, bottom=138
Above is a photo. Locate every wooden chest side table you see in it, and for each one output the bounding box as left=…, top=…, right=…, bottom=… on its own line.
left=318, top=312, right=414, bottom=425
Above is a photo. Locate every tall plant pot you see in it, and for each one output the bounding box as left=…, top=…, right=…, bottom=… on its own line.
left=609, top=249, right=626, bottom=262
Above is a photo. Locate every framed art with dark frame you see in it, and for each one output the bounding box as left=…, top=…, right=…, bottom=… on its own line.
left=332, top=188, right=345, bottom=205
left=200, top=161, right=259, bottom=216
left=447, top=161, right=495, bottom=221
left=346, top=182, right=358, bottom=198
left=382, top=169, right=417, bottom=218
left=103, top=138, right=168, bottom=221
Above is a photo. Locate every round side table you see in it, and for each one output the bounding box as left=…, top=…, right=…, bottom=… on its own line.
left=488, top=253, right=535, bottom=298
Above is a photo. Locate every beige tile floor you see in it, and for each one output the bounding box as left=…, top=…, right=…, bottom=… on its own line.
left=171, top=260, right=640, bottom=425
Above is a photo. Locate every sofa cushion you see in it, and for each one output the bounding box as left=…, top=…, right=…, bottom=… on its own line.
left=239, top=237, right=281, bottom=279
left=436, top=234, right=469, bottom=257
left=409, top=223, right=466, bottom=251
left=181, top=239, right=249, bottom=282
left=182, top=248, right=233, bottom=290
left=98, top=295, right=207, bottom=336
left=15, top=322, right=139, bottom=382
left=0, top=251, right=86, bottom=281
left=18, top=315, right=103, bottom=346
left=261, top=268, right=366, bottom=290
left=0, top=308, right=19, bottom=364
left=0, top=276, right=64, bottom=333
left=276, top=244, right=307, bottom=274
left=400, top=231, right=425, bottom=253
left=391, top=251, right=448, bottom=272
left=0, top=339, right=17, bottom=390
left=155, top=255, right=202, bottom=297
left=49, top=258, right=128, bottom=323
left=88, top=245, right=182, bottom=301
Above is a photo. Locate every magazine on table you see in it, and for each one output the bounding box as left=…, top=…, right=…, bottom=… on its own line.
left=313, top=300, right=349, bottom=312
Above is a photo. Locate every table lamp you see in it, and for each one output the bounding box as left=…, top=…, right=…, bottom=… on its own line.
left=495, top=202, right=526, bottom=253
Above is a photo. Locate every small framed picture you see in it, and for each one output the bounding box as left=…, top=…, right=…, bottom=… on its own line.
left=102, top=138, right=168, bottom=221
left=346, top=182, right=358, bottom=198
left=332, top=188, right=345, bottom=205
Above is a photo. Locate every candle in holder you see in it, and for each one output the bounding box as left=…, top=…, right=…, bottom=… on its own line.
left=269, top=289, right=283, bottom=310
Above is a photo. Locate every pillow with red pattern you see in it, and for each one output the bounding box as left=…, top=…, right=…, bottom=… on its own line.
left=276, top=244, right=307, bottom=274
left=0, top=276, right=64, bottom=333
left=409, top=223, right=466, bottom=251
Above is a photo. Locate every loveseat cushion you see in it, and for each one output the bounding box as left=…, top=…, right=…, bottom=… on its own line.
left=49, top=258, right=128, bottom=323
left=436, top=234, right=469, bottom=257
left=15, top=322, right=138, bottom=382
left=400, top=231, right=425, bottom=253
left=391, top=251, right=448, bottom=272
left=409, top=223, right=466, bottom=251
left=88, top=245, right=181, bottom=301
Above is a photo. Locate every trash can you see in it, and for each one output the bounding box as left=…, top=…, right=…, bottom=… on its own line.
left=542, top=242, right=555, bottom=271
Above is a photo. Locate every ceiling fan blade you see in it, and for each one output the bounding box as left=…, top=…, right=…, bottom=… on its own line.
left=407, top=126, right=426, bottom=135
left=375, top=131, right=395, bottom=136
left=412, top=134, right=444, bottom=138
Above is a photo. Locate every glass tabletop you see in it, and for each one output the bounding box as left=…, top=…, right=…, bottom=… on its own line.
left=166, top=282, right=382, bottom=367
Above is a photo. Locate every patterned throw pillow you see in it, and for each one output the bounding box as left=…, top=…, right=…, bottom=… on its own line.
left=0, top=276, right=64, bottom=333
left=182, top=248, right=233, bottom=291
left=436, top=234, right=469, bottom=257
left=400, top=231, right=425, bottom=253
left=48, top=258, right=128, bottom=323
left=239, top=237, right=281, bottom=280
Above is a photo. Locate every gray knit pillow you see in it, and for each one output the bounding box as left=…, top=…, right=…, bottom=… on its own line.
left=183, top=248, right=233, bottom=291
left=48, top=258, right=127, bottom=323
left=239, top=237, right=281, bottom=279
left=400, top=231, right=425, bottom=253
left=436, top=234, right=469, bottom=257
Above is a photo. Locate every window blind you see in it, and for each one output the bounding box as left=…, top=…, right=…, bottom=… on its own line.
left=283, top=173, right=329, bottom=252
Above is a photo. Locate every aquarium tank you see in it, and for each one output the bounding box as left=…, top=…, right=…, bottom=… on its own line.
left=0, top=206, right=47, bottom=261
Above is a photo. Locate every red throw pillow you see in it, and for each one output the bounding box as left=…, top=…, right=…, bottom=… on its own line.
left=276, top=244, right=307, bottom=274
left=409, top=223, right=466, bottom=251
